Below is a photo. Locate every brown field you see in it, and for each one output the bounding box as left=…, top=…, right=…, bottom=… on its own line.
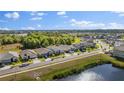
left=0, top=43, right=22, bottom=53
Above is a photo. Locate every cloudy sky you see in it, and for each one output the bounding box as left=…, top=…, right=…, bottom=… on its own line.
left=0, top=11, right=124, bottom=30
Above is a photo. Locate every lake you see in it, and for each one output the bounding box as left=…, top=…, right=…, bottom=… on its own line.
left=58, top=64, right=124, bottom=81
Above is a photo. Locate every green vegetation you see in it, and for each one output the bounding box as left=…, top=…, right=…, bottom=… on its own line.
left=11, top=61, right=22, bottom=67
left=27, top=59, right=33, bottom=64
left=0, top=34, right=22, bottom=45
left=73, top=37, right=81, bottom=44
left=50, top=54, right=65, bottom=60
left=110, top=57, right=124, bottom=68
left=0, top=32, right=80, bottom=49
left=39, top=58, right=45, bottom=62
left=22, top=32, right=77, bottom=49
left=120, top=35, right=124, bottom=40
left=95, top=43, right=100, bottom=49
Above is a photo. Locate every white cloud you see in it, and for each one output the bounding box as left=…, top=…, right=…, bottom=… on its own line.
left=0, top=27, right=10, bottom=30
left=4, top=12, right=20, bottom=20
left=70, top=19, right=105, bottom=28
left=57, top=11, right=66, bottom=15
left=69, top=18, right=124, bottom=29
left=112, top=11, right=124, bottom=17
left=37, top=12, right=45, bottom=16
left=37, top=24, right=41, bottom=27
left=71, top=19, right=124, bottom=29
left=70, top=19, right=92, bottom=26
left=30, top=17, right=42, bottom=21
left=119, top=13, right=124, bottom=17
left=102, top=22, right=124, bottom=29
left=30, top=12, right=45, bottom=16
left=21, top=27, right=35, bottom=30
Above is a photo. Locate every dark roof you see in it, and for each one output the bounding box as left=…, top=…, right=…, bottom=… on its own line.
left=56, top=45, right=75, bottom=51
left=20, top=50, right=37, bottom=57
left=80, top=42, right=95, bottom=46
left=34, top=48, right=52, bottom=55
left=0, top=51, right=19, bottom=62
left=47, top=45, right=61, bottom=51
left=47, top=45, right=75, bottom=51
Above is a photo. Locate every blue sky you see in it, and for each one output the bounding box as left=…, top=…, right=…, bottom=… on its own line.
left=0, top=11, right=124, bottom=30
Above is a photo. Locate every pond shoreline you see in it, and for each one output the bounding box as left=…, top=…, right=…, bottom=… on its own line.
left=58, top=64, right=124, bottom=81
left=40, top=54, right=113, bottom=81
left=40, top=55, right=124, bottom=81
left=50, top=62, right=124, bottom=81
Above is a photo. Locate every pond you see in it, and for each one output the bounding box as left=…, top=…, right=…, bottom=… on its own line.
left=58, top=64, right=124, bottom=81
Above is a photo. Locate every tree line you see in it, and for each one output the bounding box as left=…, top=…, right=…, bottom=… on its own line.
left=0, top=32, right=79, bottom=49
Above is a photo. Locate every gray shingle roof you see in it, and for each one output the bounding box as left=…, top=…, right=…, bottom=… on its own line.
left=34, top=48, right=52, bottom=55
left=20, top=50, right=37, bottom=58
left=47, top=45, right=75, bottom=51
left=0, top=51, right=19, bottom=62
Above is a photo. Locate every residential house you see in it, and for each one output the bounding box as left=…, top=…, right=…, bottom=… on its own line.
left=34, top=48, right=53, bottom=58
left=80, top=42, right=96, bottom=48
left=73, top=43, right=85, bottom=52
left=56, top=45, right=76, bottom=53
left=0, top=51, right=19, bottom=65
left=73, top=41, right=96, bottom=52
left=20, top=50, right=37, bottom=61
left=47, top=45, right=64, bottom=55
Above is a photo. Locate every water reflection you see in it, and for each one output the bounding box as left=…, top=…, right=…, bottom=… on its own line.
left=58, top=64, right=124, bottom=81
left=75, top=71, right=104, bottom=81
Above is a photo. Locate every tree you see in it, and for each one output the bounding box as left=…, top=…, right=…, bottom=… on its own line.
left=42, top=38, right=49, bottom=47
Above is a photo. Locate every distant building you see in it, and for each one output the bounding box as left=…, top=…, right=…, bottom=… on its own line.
left=113, top=45, right=124, bottom=58
left=0, top=51, right=19, bottom=64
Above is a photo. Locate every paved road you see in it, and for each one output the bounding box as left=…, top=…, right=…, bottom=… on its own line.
left=0, top=49, right=103, bottom=78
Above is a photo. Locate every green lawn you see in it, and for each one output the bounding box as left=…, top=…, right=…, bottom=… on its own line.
left=39, top=58, right=45, bottom=62
left=50, top=54, right=65, bottom=59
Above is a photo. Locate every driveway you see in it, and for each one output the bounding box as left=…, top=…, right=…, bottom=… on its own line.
left=33, top=58, right=41, bottom=64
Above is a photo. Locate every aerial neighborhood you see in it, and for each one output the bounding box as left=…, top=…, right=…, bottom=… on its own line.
left=1, top=31, right=124, bottom=67
left=1, top=30, right=124, bottom=80
left=1, top=11, right=124, bottom=81
left=0, top=32, right=97, bottom=66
